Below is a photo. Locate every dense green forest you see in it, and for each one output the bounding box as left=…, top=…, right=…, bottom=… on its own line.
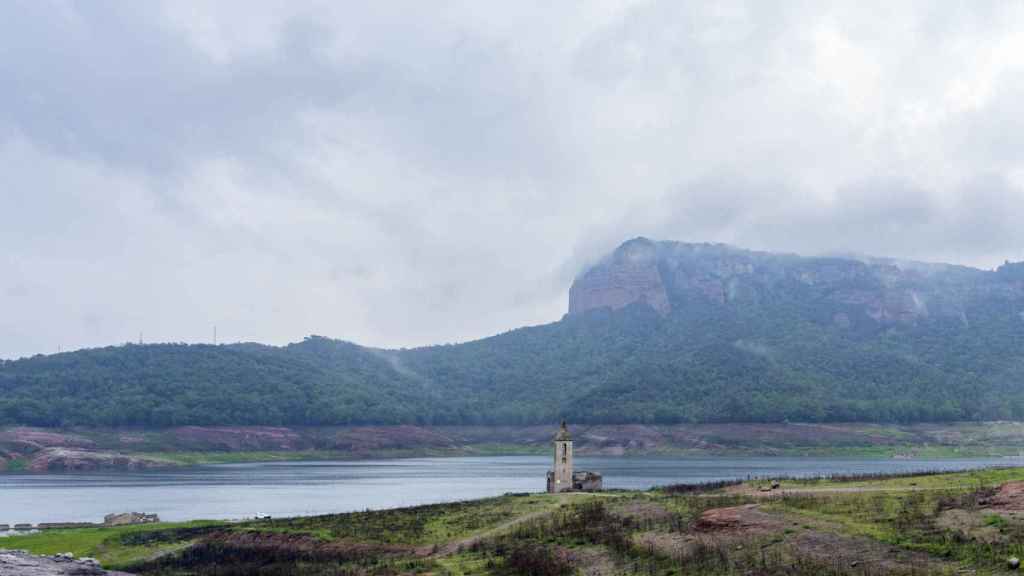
left=3, top=240, right=1024, bottom=427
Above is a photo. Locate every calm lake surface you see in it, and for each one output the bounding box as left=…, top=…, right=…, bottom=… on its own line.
left=2, top=455, right=1021, bottom=525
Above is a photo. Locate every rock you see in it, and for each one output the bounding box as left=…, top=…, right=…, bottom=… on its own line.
left=989, top=482, right=1024, bottom=510
left=568, top=238, right=671, bottom=316
left=1009, top=556, right=1020, bottom=570
left=0, top=549, right=133, bottom=575
left=171, top=426, right=311, bottom=451
left=28, top=449, right=170, bottom=473
left=103, top=512, right=159, bottom=526
left=0, top=428, right=95, bottom=450
left=569, top=238, right=1005, bottom=327
left=38, top=523, right=98, bottom=531
left=697, top=506, right=751, bottom=531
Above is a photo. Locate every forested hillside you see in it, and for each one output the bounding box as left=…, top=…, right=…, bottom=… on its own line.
left=4, top=238, right=1024, bottom=427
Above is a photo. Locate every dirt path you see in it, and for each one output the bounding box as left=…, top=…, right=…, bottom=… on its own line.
left=428, top=508, right=553, bottom=557
left=426, top=492, right=622, bottom=558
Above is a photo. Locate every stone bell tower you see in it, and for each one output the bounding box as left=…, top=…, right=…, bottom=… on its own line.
left=548, top=421, right=573, bottom=493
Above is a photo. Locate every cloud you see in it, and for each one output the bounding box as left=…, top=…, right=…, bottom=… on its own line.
left=2, top=1, right=1024, bottom=358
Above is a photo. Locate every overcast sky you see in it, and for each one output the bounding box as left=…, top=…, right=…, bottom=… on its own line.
left=3, top=1, right=1024, bottom=359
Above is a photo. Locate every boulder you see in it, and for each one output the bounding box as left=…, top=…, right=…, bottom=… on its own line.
left=568, top=238, right=671, bottom=316
left=28, top=449, right=170, bottom=472
left=103, top=512, right=159, bottom=526
left=0, top=549, right=133, bottom=575
left=38, top=523, right=98, bottom=530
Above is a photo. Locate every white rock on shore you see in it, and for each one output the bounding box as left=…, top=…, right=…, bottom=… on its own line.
left=0, top=549, right=134, bottom=575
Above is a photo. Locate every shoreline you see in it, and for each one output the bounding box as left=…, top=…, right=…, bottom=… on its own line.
left=4, top=446, right=1024, bottom=475
left=4, top=454, right=1021, bottom=529
left=5, top=465, right=1024, bottom=574
left=5, top=421, right=1024, bottom=473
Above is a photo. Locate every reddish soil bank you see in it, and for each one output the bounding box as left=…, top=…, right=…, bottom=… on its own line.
left=989, top=481, right=1024, bottom=510
left=2, top=421, right=1022, bottom=472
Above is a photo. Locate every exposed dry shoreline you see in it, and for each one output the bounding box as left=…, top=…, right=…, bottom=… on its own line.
left=0, top=549, right=133, bottom=575
left=3, top=422, right=1023, bottom=473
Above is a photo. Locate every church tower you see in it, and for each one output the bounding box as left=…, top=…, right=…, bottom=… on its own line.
left=548, top=421, right=573, bottom=493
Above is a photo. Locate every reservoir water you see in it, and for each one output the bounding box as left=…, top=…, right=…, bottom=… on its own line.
left=1, top=455, right=1020, bottom=526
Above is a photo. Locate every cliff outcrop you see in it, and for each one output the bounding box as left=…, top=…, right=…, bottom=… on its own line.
left=26, top=448, right=171, bottom=472
left=5, top=238, right=1024, bottom=428
left=0, top=550, right=133, bottom=575
left=569, top=238, right=671, bottom=315
left=568, top=238, right=1023, bottom=328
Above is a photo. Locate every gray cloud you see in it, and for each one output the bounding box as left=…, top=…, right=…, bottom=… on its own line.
left=3, top=0, right=1024, bottom=359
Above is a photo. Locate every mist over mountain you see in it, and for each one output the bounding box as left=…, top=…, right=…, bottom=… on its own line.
left=4, top=237, right=1024, bottom=428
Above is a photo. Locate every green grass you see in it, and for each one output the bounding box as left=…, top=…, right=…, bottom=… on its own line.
left=243, top=493, right=571, bottom=546
left=132, top=444, right=545, bottom=466
left=14, top=466, right=1024, bottom=576
left=767, top=465, right=1024, bottom=491
left=2, top=457, right=28, bottom=471
left=0, top=521, right=226, bottom=570
left=0, top=493, right=583, bottom=573
left=984, top=513, right=1008, bottom=528
left=436, top=551, right=498, bottom=576
left=766, top=475, right=1024, bottom=572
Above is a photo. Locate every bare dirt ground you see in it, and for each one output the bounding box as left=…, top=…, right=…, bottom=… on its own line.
left=611, top=500, right=678, bottom=523
left=935, top=480, right=1024, bottom=545
left=630, top=503, right=954, bottom=575
left=988, top=480, right=1024, bottom=510
left=936, top=508, right=1004, bottom=545
left=569, top=546, right=619, bottom=576
left=789, top=529, right=950, bottom=574
left=694, top=504, right=787, bottom=533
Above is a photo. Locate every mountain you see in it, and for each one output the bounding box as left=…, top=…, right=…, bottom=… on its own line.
left=4, top=237, right=1024, bottom=427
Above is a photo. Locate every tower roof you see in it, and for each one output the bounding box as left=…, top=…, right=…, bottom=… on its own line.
left=555, top=420, right=571, bottom=441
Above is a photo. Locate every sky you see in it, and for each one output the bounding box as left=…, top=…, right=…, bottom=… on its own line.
left=3, top=1, right=1024, bottom=359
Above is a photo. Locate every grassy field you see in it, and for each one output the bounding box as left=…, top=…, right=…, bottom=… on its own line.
left=10, top=467, right=1024, bottom=575
left=0, top=521, right=226, bottom=570
left=247, top=493, right=566, bottom=545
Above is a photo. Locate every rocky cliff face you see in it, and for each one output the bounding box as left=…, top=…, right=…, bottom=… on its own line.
left=569, top=238, right=671, bottom=315
left=0, top=550, right=133, bottom=575
left=569, top=238, right=1024, bottom=329
left=0, top=428, right=173, bottom=472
